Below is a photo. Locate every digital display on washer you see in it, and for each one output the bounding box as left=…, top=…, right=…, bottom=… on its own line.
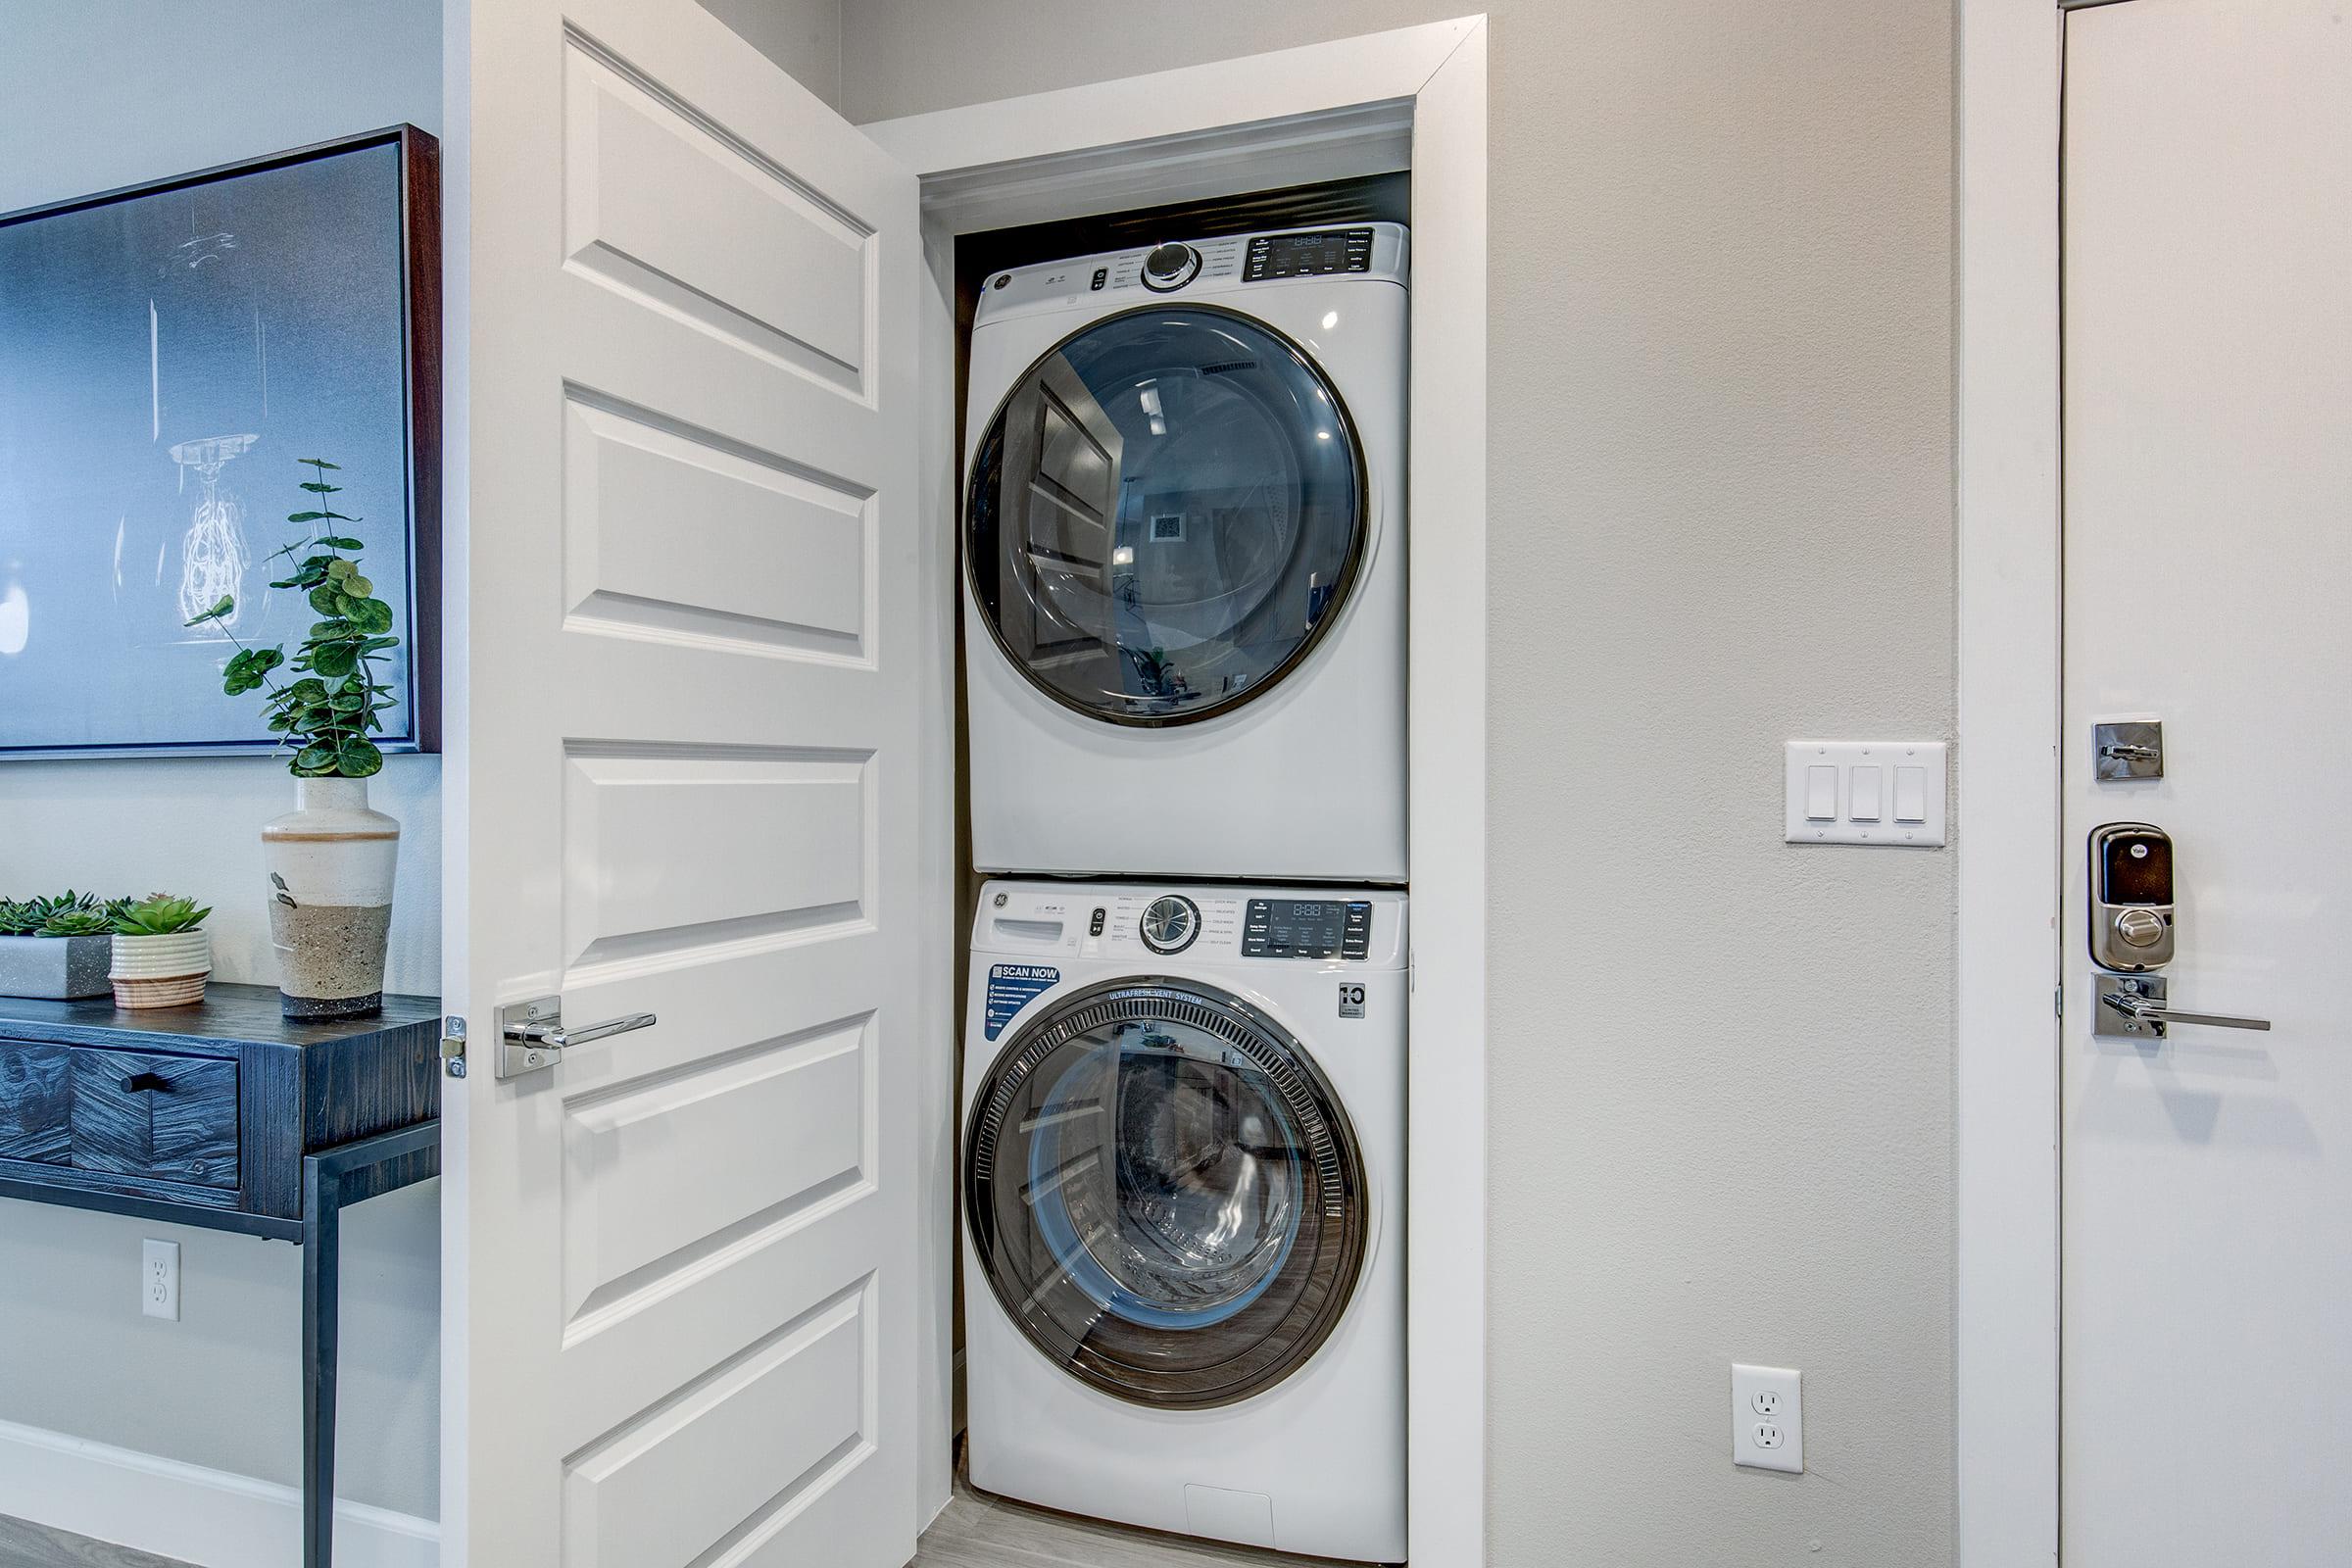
left=1244, top=899, right=1373, bottom=959
left=1244, top=227, right=1374, bottom=280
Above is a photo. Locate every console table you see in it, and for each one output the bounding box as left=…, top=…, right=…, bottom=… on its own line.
left=0, top=984, right=441, bottom=1568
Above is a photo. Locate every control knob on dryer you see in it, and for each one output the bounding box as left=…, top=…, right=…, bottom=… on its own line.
left=1141, top=241, right=1201, bottom=291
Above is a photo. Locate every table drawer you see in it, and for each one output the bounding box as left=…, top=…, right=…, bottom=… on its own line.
left=69, top=1048, right=239, bottom=1190
left=0, top=1042, right=73, bottom=1165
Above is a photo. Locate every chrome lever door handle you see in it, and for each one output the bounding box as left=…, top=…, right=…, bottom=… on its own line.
left=495, top=996, right=657, bottom=1078
left=506, top=1010, right=658, bottom=1050
left=2095, top=975, right=2270, bottom=1039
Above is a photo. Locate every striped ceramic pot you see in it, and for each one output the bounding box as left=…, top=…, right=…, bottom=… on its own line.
left=261, top=778, right=399, bottom=1019
left=109, top=929, right=213, bottom=1009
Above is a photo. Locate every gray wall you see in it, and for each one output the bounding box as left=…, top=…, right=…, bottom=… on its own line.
left=840, top=5, right=1958, bottom=1564
left=0, top=0, right=444, bottom=1523
left=700, top=0, right=846, bottom=110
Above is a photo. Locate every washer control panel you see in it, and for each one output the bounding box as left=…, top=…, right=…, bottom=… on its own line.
left=1242, top=898, right=1372, bottom=960
left=975, top=882, right=1406, bottom=969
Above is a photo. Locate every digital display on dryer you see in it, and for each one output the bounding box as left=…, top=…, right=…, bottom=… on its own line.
left=1244, top=899, right=1373, bottom=959
left=1244, top=228, right=1374, bottom=280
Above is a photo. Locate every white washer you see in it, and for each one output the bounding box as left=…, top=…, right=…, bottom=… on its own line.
left=963, top=223, right=1408, bottom=882
left=962, top=879, right=1406, bottom=1563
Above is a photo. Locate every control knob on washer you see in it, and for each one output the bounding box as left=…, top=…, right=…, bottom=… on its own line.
left=1141, top=241, right=1201, bottom=291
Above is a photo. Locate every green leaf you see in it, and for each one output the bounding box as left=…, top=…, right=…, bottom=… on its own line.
left=361, top=637, right=401, bottom=654
left=312, top=642, right=361, bottom=678
left=298, top=458, right=342, bottom=469
left=336, top=738, right=385, bottom=779
left=345, top=574, right=374, bottom=599
left=325, top=558, right=357, bottom=580
left=331, top=692, right=366, bottom=713
left=293, top=745, right=337, bottom=773
left=316, top=536, right=364, bottom=551
left=183, top=594, right=234, bottom=627
left=308, top=584, right=343, bottom=616
left=287, top=511, right=331, bottom=522
left=345, top=598, right=395, bottom=635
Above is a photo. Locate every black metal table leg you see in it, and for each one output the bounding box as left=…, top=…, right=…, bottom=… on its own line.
left=300, top=1120, right=441, bottom=1568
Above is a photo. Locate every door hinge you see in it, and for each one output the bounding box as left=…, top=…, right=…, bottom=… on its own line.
left=2055, top=986, right=2064, bottom=1019
left=440, top=1015, right=468, bottom=1079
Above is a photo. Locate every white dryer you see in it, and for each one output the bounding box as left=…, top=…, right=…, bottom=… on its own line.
left=962, top=879, right=1406, bottom=1563
left=963, top=223, right=1408, bottom=882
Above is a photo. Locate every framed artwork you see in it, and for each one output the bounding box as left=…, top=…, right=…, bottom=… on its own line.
left=0, top=124, right=440, bottom=759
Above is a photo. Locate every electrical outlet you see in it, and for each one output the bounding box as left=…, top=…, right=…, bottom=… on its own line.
left=142, top=1238, right=179, bottom=1322
left=1733, top=1363, right=1801, bottom=1472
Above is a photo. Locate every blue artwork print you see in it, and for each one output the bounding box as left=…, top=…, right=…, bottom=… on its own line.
left=0, top=135, right=427, bottom=757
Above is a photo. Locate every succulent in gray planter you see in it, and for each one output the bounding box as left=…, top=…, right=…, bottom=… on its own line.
left=0, top=892, right=126, bottom=1001
left=109, top=894, right=215, bottom=1009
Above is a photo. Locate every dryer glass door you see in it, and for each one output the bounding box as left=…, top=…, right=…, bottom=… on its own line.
left=966, top=306, right=1366, bottom=726
left=965, top=978, right=1368, bottom=1409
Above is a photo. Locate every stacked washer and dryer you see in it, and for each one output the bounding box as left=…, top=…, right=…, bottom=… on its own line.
left=959, top=220, right=1410, bottom=1564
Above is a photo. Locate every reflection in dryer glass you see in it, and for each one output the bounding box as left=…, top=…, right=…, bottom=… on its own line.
left=967, top=308, right=1363, bottom=724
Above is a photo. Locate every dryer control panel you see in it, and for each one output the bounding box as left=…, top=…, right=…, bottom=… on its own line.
left=972, top=221, right=1409, bottom=326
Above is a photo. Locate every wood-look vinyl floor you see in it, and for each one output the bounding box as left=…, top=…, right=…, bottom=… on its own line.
left=3, top=1481, right=1352, bottom=1568
left=0, top=1517, right=194, bottom=1568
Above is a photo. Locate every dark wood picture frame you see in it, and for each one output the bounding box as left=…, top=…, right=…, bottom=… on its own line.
left=0, top=124, right=441, bottom=758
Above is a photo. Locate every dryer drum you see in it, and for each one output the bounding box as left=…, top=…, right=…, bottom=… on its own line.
left=965, top=977, right=1369, bottom=1409
left=964, top=304, right=1370, bottom=728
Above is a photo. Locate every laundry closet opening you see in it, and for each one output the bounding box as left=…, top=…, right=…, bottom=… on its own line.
left=937, top=168, right=1416, bottom=1562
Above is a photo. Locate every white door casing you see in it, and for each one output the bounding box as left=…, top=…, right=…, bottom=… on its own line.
left=2060, top=1, right=2352, bottom=1561
left=447, top=1, right=923, bottom=1563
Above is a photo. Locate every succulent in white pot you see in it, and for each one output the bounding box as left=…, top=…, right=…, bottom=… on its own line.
left=109, top=894, right=214, bottom=1009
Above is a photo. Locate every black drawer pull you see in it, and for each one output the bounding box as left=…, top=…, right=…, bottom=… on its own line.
left=119, top=1071, right=172, bottom=1094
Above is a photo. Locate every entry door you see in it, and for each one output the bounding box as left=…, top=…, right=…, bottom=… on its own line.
left=2060, top=2, right=2352, bottom=1561
left=450, top=1, right=923, bottom=1564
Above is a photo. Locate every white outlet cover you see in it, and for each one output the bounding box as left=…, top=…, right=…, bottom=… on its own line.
left=142, top=1237, right=180, bottom=1322
left=1733, top=1362, right=1802, bottom=1473
left=1784, top=740, right=1948, bottom=847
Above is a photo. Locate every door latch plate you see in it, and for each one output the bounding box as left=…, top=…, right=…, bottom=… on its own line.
left=2093, top=720, right=2164, bottom=781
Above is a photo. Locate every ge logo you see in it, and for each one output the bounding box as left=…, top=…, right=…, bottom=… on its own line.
left=1338, top=983, right=1366, bottom=1019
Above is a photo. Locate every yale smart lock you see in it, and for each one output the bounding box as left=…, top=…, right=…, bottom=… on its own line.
left=2089, top=821, right=2176, bottom=971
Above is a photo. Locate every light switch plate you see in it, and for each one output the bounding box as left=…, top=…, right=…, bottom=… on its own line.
left=1733, top=1362, right=1802, bottom=1472
left=1785, top=741, right=1947, bottom=846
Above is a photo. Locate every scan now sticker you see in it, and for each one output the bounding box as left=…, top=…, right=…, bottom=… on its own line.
left=985, top=964, right=1058, bottom=1040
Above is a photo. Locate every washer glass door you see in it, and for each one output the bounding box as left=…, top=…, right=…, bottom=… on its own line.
left=965, top=978, right=1367, bottom=1408
left=966, top=306, right=1366, bottom=725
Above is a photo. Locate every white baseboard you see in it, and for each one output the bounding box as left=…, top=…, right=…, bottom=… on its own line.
left=0, top=1418, right=437, bottom=1568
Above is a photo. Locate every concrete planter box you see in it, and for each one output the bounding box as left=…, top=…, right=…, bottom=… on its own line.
left=0, top=933, right=114, bottom=1000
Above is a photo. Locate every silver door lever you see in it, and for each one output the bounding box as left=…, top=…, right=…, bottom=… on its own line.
left=497, top=995, right=658, bottom=1077
left=2096, top=975, right=2269, bottom=1039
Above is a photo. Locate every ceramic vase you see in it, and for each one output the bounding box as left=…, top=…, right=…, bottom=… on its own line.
left=109, top=929, right=213, bottom=1009
left=262, top=778, right=399, bottom=1019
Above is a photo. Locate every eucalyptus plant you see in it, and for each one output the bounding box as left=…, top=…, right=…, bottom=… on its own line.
left=184, top=457, right=401, bottom=777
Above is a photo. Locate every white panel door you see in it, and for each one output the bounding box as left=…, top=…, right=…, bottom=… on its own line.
left=2061, top=2, right=2352, bottom=1563
left=447, top=1, right=922, bottom=1563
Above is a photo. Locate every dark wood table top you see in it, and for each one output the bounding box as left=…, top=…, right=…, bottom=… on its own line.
left=0, top=983, right=440, bottom=1054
